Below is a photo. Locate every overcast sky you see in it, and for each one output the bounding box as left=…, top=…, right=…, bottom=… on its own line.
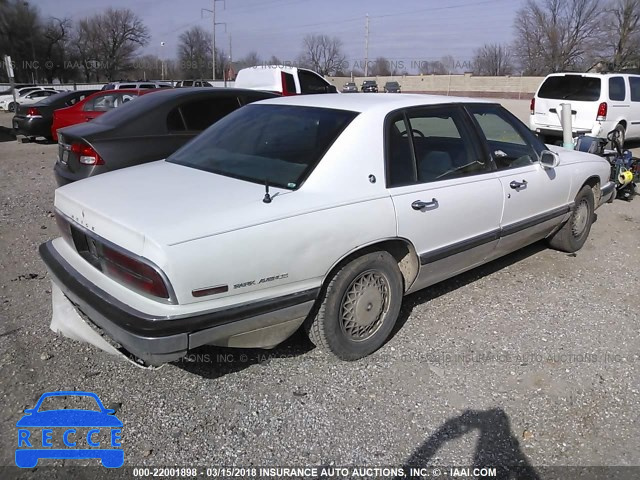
left=35, top=0, right=525, bottom=70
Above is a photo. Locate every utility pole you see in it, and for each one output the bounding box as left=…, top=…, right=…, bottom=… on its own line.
left=202, top=0, right=225, bottom=82
left=364, top=14, right=369, bottom=77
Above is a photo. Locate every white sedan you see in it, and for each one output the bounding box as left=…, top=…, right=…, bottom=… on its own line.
left=40, top=94, right=615, bottom=366
left=0, top=87, right=61, bottom=111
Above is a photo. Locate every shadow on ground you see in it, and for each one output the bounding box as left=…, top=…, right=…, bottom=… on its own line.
left=400, top=409, right=540, bottom=479
left=0, top=126, right=16, bottom=143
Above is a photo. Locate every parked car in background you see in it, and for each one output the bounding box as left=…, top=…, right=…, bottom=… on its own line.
left=384, top=81, right=401, bottom=93
left=234, top=65, right=338, bottom=95
left=12, top=89, right=99, bottom=141
left=361, top=80, right=378, bottom=92
left=54, top=88, right=277, bottom=186
left=342, top=82, right=358, bottom=93
left=11, top=89, right=63, bottom=109
left=175, top=80, right=212, bottom=87
left=0, top=87, right=63, bottom=112
left=530, top=72, right=640, bottom=148
left=40, top=94, right=614, bottom=366
left=51, top=89, right=152, bottom=142
left=100, top=81, right=171, bottom=90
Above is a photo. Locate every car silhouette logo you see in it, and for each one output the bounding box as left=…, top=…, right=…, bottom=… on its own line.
left=15, top=391, right=123, bottom=468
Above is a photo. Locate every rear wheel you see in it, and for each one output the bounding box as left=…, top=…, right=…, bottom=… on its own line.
left=8, top=102, right=15, bottom=112
left=306, top=251, right=403, bottom=360
left=547, top=185, right=595, bottom=253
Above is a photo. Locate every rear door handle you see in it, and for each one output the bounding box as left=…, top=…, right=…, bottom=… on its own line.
left=411, top=198, right=438, bottom=210
left=509, top=180, right=528, bottom=189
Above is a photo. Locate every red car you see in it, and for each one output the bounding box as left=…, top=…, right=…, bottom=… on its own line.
left=51, top=89, right=152, bottom=141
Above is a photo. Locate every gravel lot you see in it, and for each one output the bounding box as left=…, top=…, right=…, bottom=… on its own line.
left=1, top=101, right=639, bottom=477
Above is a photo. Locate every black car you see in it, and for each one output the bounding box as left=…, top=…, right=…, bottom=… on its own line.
left=361, top=80, right=378, bottom=93
left=12, top=90, right=99, bottom=141
left=384, top=81, right=401, bottom=93
left=54, top=88, right=277, bottom=186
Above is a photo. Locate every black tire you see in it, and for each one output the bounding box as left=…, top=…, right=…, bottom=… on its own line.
left=305, top=251, right=403, bottom=360
left=547, top=185, right=595, bottom=253
left=608, top=124, right=625, bottom=150
left=8, top=102, right=15, bottom=112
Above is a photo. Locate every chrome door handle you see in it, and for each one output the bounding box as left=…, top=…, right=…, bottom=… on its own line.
left=509, top=180, right=528, bottom=189
left=411, top=198, right=438, bottom=210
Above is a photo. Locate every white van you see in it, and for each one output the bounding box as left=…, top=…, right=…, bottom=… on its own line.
left=530, top=72, right=640, bottom=147
left=234, top=65, right=338, bottom=95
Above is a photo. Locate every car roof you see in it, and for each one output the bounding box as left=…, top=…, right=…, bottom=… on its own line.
left=257, top=93, right=495, bottom=113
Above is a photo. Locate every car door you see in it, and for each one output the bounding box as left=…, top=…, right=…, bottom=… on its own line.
left=467, top=104, right=573, bottom=257
left=387, top=105, right=504, bottom=293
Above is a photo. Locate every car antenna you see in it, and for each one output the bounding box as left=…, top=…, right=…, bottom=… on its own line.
left=263, top=178, right=272, bottom=203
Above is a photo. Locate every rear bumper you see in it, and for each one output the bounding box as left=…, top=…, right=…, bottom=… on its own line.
left=39, top=240, right=318, bottom=365
left=12, top=116, right=52, bottom=138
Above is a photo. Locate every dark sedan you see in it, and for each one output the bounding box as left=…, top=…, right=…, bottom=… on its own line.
left=383, top=81, right=401, bottom=93
left=54, top=88, right=277, bottom=186
left=12, top=90, right=99, bottom=142
left=361, top=80, right=378, bottom=93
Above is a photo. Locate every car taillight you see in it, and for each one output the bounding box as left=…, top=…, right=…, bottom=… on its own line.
left=597, top=102, right=607, bottom=121
left=70, top=142, right=103, bottom=165
left=26, top=107, right=41, bottom=117
left=54, top=211, right=73, bottom=246
left=281, top=71, right=294, bottom=96
left=530, top=98, right=535, bottom=115
left=101, top=244, right=170, bottom=300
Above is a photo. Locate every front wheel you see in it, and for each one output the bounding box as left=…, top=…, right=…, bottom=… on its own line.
left=305, top=251, right=403, bottom=360
left=547, top=185, right=595, bottom=252
left=8, top=102, right=16, bottom=112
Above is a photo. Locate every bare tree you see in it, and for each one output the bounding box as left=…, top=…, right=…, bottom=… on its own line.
left=472, top=43, right=514, bottom=75
left=605, top=0, right=640, bottom=70
left=513, top=0, right=604, bottom=74
left=370, top=56, right=392, bottom=76
left=79, top=8, right=149, bottom=81
left=178, top=26, right=212, bottom=79
left=42, top=17, right=72, bottom=82
left=300, top=34, right=346, bottom=75
left=235, top=51, right=261, bottom=70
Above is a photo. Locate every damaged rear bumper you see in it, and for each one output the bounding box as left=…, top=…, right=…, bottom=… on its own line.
left=40, top=241, right=318, bottom=366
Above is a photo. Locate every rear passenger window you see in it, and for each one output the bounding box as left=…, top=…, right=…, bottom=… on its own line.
left=386, top=107, right=487, bottom=186
left=298, top=70, right=330, bottom=94
left=167, top=108, right=186, bottom=131
left=629, top=77, right=640, bottom=101
left=178, top=97, right=241, bottom=131
left=609, top=77, right=626, bottom=101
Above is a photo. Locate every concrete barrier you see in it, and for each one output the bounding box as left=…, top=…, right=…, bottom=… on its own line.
left=327, top=73, right=545, bottom=99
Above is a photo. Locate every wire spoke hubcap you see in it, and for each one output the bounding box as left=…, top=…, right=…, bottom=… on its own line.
left=340, top=270, right=390, bottom=342
left=572, top=199, right=589, bottom=237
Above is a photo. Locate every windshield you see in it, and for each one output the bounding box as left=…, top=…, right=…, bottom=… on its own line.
left=167, top=104, right=358, bottom=189
left=538, top=75, right=601, bottom=101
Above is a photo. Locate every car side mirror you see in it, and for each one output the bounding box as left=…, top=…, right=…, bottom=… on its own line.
left=326, top=85, right=338, bottom=93
left=540, top=150, right=560, bottom=169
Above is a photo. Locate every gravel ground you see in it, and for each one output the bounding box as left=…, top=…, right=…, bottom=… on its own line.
left=0, top=103, right=639, bottom=477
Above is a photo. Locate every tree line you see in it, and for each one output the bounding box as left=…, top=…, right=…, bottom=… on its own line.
left=2, top=0, right=640, bottom=84
left=474, top=0, right=640, bottom=75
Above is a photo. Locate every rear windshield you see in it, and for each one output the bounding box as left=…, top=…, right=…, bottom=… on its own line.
left=167, top=104, right=358, bottom=189
left=538, top=75, right=601, bottom=101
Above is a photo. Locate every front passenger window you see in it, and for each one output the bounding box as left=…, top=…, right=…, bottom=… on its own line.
left=471, top=107, right=539, bottom=170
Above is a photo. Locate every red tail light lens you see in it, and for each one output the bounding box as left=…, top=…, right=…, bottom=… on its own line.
left=71, top=142, right=104, bottom=165
left=597, top=102, right=607, bottom=121
left=530, top=98, right=535, bottom=115
left=101, top=244, right=170, bottom=300
left=27, top=107, right=41, bottom=117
